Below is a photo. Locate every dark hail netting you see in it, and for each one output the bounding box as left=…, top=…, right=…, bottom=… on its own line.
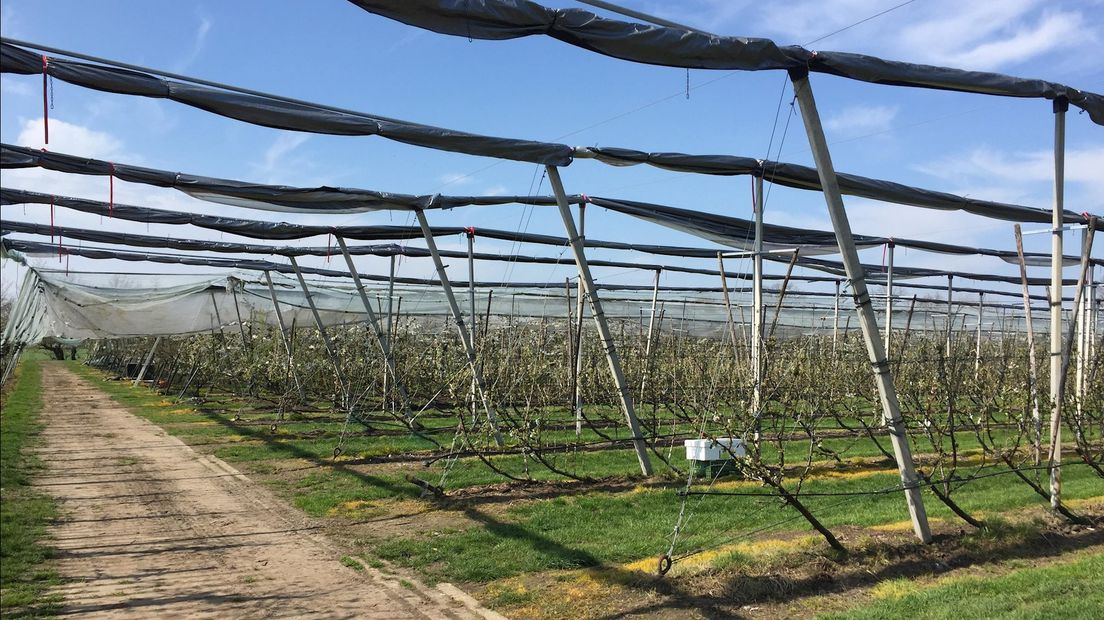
left=2, top=186, right=1095, bottom=268
left=0, top=187, right=1090, bottom=293
left=346, top=0, right=1104, bottom=124
left=0, top=212, right=1085, bottom=290
left=0, top=42, right=1093, bottom=224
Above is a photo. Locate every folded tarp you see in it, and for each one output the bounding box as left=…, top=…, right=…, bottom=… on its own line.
left=587, top=197, right=1093, bottom=267
left=0, top=40, right=1090, bottom=223
left=583, top=150, right=1085, bottom=225
left=347, top=0, right=1104, bottom=125
left=0, top=238, right=748, bottom=293
left=0, top=145, right=572, bottom=214
left=0, top=41, right=572, bottom=166
left=0, top=217, right=748, bottom=281
left=0, top=218, right=1075, bottom=289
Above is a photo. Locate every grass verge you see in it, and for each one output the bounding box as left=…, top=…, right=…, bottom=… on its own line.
left=822, top=551, right=1104, bottom=620
left=1, top=360, right=62, bottom=617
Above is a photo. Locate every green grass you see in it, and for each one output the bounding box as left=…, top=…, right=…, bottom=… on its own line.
left=0, top=361, right=62, bottom=616
left=66, top=360, right=1104, bottom=588
left=821, top=552, right=1104, bottom=619
left=373, top=463, right=1103, bottom=583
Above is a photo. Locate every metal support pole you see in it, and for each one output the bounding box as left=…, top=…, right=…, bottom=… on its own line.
left=751, top=175, right=765, bottom=437
left=1074, top=228, right=1090, bottom=426
left=638, top=268, right=662, bottom=403
left=945, top=275, right=955, bottom=358
left=546, top=166, right=654, bottom=476
left=335, top=237, right=419, bottom=427
left=263, top=271, right=306, bottom=401
left=133, top=336, right=162, bottom=386
left=288, top=256, right=351, bottom=403
left=790, top=69, right=931, bottom=543
left=884, top=243, right=894, bottom=358
left=574, top=203, right=587, bottom=437
left=975, top=292, right=984, bottom=380
left=414, top=210, right=505, bottom=446
left=467, top=229, right=478, bottom=424
left=832, top=279, right=841, bottom=352
left=1049, top=97, right=1068, bottom=510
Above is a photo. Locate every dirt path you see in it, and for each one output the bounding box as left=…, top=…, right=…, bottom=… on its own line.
left=31, top=363, right=498, bottom=619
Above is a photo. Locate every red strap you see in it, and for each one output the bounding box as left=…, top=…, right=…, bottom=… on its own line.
left=465, top=226, right=476, bottom=238
left=41, top=56, right=49, bottom=145
left=580, top=194, right=590, bottom=204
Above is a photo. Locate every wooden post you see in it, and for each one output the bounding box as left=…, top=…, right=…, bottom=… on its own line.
left=717, top=253, right=742, bottom=361
left=414, top=210, right=505, bottom=446
left=133, top=336, right=162, bottom=386
left=790, top=69, right=931, bottom=543
left=1049, top=97, right=1068, bottom=511
left=767, top=249, right=799, bottom=341
left=546, top=166, right=653, bottom=476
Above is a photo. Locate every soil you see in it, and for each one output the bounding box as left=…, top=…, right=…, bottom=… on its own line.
left=31, top=363, right=499, bottom=619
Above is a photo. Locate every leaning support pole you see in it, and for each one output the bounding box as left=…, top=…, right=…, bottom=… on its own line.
left=1, top=344, right=24, bottom=385
left=414, top=209, right=505, bottom=447
left=263, top=271, right=307, bottom=401
left=133, top=336, right=163, bottom=386
left=1013, top=225, right=1042, bottom=465
left=288, top=257, right=351, bottom=405
left=638, top=268, right=662, bottom=402
left=790, top=69, right=931, bottom=543
left=1049, top=97, right=1068, bottom=511
left=334, top=237, right=419, bottom=428
left=546, top=167, right=654, bottom=476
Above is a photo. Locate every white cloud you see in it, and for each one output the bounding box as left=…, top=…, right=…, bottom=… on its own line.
left=482, top=184, right=508, bottom=196
left=16, top=117, right=128, bottom=160
left=915, top=146, right=1104, bottom=186
left=437, top=172, right=474, bottom=186
left=251, top=132, right=310, bottom=182
left=898, top=3, right=1087, bottom=70
left=667, top=0, right=1097, bottom=72
left=0, top=75, right=32, bottom=97
left=824, top=104, right=898, bottom=137
left=174, top=11, right=213, bottom=71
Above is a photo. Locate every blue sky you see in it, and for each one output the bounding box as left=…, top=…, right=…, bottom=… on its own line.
left=1, top=0, right=1101, bottom=303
